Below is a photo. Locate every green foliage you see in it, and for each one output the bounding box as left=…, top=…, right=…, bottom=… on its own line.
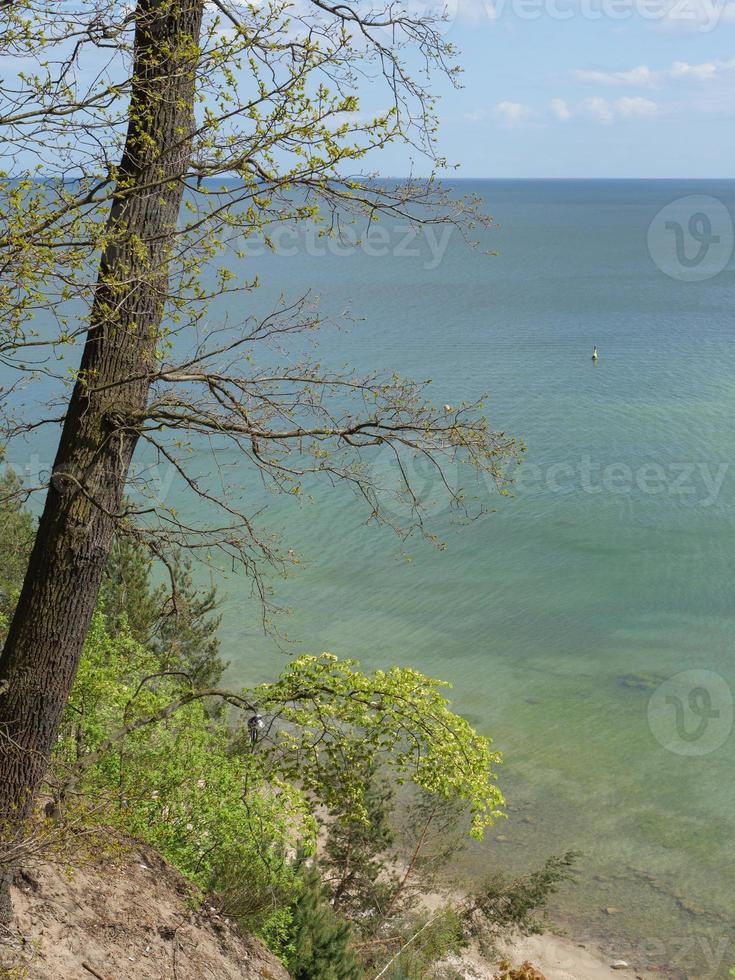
left=324, top=767, right=400, bottom=926
left=285, top=869, right=362, bottom=980
left=98, top=536, right=162, bottom=650
left=100, top=535, right=225, bottom=687
left=49, top=617, right=505, bottom=961
left=413, top=908, right=467, bottom=973
left=250, top=653, right=504, bottom=839
left=323, top=779, right=470, bottom=939
left=51, top=613, right=309, bottom=936
left=359, top=906, right=466, bottom=980
left=400, top=907, right=467, bottom=977
left=0, top=463, right=35, bottom=636
left=466, top=852, right=578, bottom=943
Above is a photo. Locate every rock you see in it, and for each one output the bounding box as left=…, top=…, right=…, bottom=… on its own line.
left=610, top=960, right=629, bottom=970
left=618, top=672, right=665, bottom=693
left=676, top=897, right=706, bottom=916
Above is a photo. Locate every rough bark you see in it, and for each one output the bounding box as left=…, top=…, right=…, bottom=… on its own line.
left=0, top=0, right=204, bottom=922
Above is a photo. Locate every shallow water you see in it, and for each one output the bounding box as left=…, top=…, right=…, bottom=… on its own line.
left=9, top=180, right=735, bottom=977
left=217, top=179, right=735, bottom=978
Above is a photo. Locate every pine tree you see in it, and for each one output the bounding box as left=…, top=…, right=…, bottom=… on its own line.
left=325, top=770, right=400, bottom=928
left=98, top=536, right=161, bottom=646
left=100, top=536, right=224, bottom=687
left=288, top=869, right=362, bottom=980
left=0, top=463, right=35, bottom=634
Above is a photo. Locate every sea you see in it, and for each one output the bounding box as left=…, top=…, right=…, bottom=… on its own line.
left=8, top=179, right=735, bottom=978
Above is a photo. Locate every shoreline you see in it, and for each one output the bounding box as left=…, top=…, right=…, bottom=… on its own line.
left=436, top=922, right=649, bottom=979
left=499, top=932, right=646, bottom=979
left=416, top=878, right=650, bottom=979
left=474, top=932, right=653, bottom=980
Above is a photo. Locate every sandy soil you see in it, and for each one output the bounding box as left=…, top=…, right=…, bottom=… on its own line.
left=0, top=838, right=655, bottom=980
left=417, top=877, right=651, bottom=980
left=501, top=933, right=649, bottom=979
left=0, top=840, right=288, bottom=980
left=436, top=931, right=650, bottom=979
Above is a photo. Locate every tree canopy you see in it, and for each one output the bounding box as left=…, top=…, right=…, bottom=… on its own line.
left=0, top=0, right=518, bottom=924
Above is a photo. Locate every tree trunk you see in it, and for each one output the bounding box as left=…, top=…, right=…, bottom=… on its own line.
left=0, top=0, right=204, bottom=923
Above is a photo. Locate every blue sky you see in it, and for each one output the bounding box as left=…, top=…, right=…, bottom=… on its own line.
left=5, top=1, right=734, bottom=179
left=375, top=0, right=735, bottom=176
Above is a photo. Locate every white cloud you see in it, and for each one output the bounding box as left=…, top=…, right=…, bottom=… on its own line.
left=573, top=57, right=735, bottom=89
left=615, top=95, right=658, bottom=117
left=550, top=98, right=572, bottom=121
left=580, top=97, right=615, bottom=124
left=470, top=96, right=655, bottom=128
left=463, top=101, right=532, bottom=125
left=670, top=60, right=716, bottom=80
left=663, top=56, right=735, bottom=79
left=558, top=96, right=658, bottom=124
left=493, top=100, right=532, bottom=126
left=573, top=65, right=656, bottom=87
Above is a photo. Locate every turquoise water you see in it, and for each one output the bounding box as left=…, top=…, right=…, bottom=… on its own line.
left=216, top=180, right=735, bottom=978
left=9, top=180, right=735, bottom=976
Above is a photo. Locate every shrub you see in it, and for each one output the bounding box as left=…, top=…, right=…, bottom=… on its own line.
left=286, top=869, right=362, bottom=980
left=493, top=960, right=547, bottom=980
left=466, top=852, right=577, bottom=940
left=51, top=613, right=308, bottom=937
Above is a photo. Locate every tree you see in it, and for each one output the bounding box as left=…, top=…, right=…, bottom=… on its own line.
left=100, top=535, right=224, bottom=687
left=0, top=0, right=518, bottom=920
left=45, top=619, right=504, bottom=950
left=0, top=460, right=35, bottom=637
left=287, top=868, right=362, bottom=980
left=323, top=764, right=400, bottom=926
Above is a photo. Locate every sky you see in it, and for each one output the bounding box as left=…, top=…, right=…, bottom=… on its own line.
left=4, top=1, right=735, bottom=180
left=374, top=0, right=735, bottom=176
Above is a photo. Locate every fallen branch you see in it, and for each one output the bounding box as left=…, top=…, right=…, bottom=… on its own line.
left=81, top=962, right=109, bottom=980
